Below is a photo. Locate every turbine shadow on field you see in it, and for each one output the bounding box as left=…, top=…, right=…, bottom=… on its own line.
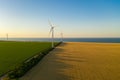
left=21, top=43, right=74, bottom=80
left=54, top=42, right=67, bottom=47
left=20, top=42, right=120, bottom=80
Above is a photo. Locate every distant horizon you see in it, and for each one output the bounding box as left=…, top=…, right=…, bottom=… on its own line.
left=0, top=37, right=120, bottom=43
left=0, top=37, right=120, bottom=38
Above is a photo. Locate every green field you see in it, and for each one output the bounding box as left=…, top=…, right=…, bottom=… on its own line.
left=0, top=41, right=54, bottom=76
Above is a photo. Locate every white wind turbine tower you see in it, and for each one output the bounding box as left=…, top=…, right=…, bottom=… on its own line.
left=49, top=20, right=55, bottom=48
left=6, top=33, right=8, bottom=40
left=61, top=32, right=63, bottom=42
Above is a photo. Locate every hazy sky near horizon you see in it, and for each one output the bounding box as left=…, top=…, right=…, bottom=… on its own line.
left=0, top=0, right=120, bottom=38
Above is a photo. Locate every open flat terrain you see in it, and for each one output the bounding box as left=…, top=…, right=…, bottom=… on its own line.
left=21, top=42, right=120, bottom=80
left=0, top=41, right=53, bottom=76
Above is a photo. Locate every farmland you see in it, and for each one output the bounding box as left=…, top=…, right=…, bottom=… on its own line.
left=21, top=42, right=120, bottom=80
left=0, top=41, right=55, bottom=76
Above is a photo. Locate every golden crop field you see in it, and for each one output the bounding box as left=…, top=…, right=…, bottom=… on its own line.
left=21, top=42, right=120, bottom=80
left=62, top=42, right=120, bottom=80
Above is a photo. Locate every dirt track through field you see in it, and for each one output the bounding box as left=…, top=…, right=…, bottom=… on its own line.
left=21, top=42, right=120, bottom=80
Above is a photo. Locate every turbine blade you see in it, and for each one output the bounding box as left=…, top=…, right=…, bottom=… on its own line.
left=48, top=19, right=52, bottom=27
left=49, top=28, right=52, bottom=35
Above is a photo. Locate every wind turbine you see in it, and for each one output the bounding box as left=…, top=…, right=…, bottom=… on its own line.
left=60, top=32, right=63, bottom=42
left=6, top=33, right=8, bottom=41
left=49, top=20, right=55, bottom=48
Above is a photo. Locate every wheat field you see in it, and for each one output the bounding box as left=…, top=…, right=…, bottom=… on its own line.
left=21, top=42, right=120, bottom=80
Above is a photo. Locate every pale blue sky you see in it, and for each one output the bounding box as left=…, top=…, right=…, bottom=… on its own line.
left=0, top=0, right=120, bottom=38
